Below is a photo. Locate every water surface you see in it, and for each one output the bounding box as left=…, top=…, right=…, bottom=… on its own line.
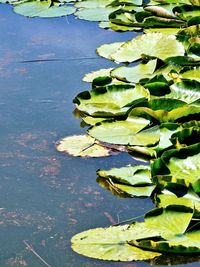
left=0, top=4, right=199, bottom=267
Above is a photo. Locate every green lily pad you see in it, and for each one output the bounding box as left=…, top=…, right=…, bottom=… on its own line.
left=97, top=33, right=185, bottom=63
left=75, top=6, right=119, bottom=21
left=180, top=67, right=200, bottom=82
left=75, top=0, right=114, bottom=8
left=56, top=134, right=116, bottom=157
left=111, top=183, right=156, bottom=197
left=13, top=0, right=51, bottom=17
left=88, top=118, right=160, bottom=146
left=173, top=4, right=200, bottom=21
left=152, top=144, right=200, bottom=193
left=170, top=126, right=200, bottom=147
left=73, top=84, right=150, bottom=117
left=156, top=189, right=200, bottom=216
left=71, top=223, right=161, bottom=261
left=96, top=41, right=124, bottom=60
left=97, top=165, right=151, bottom=185
left=130, top=99, right=200, bottom=123
left=99, top=21, right=141, bottom=31
left=83, top=68, right=113, bottom=83
left=110, top=59, right=157, bottom=83
left=82, top=116, right=108, bottom=126
left=131, top=230, right=200, bottom=253
left=165, top=80, right=200, bottom=104
left=14, top=1, right=75, bottom=17
left=97, top=164, right=155, bottom=198
left=144, top=205, right=194, bottom=239
left=144, top=28, right=181, bottom=34
left=129, top=122, right=181, bottom=157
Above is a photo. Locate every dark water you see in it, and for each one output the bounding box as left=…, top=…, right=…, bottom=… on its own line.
left=0, top=4, right=199, bottom=267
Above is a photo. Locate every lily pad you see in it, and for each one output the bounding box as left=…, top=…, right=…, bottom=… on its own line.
left=130, top=99, right=200, bottom=123
left=75, top=6, right=119, bottom=21
left=83, top=68, right=113, bottom=83
left=56, top=134, right=116, bottom=157
left=165, top=80, right=200, bottom=104
left=71, top=223, right=161, bottom=261
left=97, top=33, right=185, bottom=63
left=152, top=144, right=200, bottom=193
left=97, top=165, right=151, bottom=185
left=131, top=230, right=200, bottom=253
left=73, top=84, right=150, bottom=117
left=88, top=118, right=160, bottom=146
left=144, top=205, right=194, bottom=239
left=14, top=1, right=75, bottom=17
left=111, top=59, right=157, bottom=83
left=156, top=189, right=200, bottom=216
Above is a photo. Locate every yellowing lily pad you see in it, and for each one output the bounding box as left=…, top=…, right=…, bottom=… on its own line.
left=56, top=134, right=116, bottom=157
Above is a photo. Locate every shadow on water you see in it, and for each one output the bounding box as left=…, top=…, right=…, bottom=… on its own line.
left=0, top=4, right=199, bottom=267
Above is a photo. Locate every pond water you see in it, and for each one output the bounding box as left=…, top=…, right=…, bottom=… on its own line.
left=0, top=4, right=199, bottom=267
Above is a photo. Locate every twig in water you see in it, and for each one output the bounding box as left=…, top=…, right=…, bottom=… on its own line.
left=103, top=212, right=116, bottom=224
left=112, top=214, right=144, bottom=226
left=23, top=240, right=52, bottom=267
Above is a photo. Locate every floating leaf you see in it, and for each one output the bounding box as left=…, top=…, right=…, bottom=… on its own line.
left=130, top=99, right=200, bottom=123
left=180, top=67, right=200, bottom=82
left=97, top=165, right=155, bottom=197
left=112, top=183, right=155, bottom=197
left=75, top=6, right=119, bottom=21
left=111, top=60, right=157, bottom=83
left=173, top=4, right=200, bottom=21
left=14, top=1, right=75, bottom=17
left=73, top=84, right=149, bottom=117
left=152, top=144, right=200, bottom=193
left=97, top=33, right=185, bottom=63
left=97, top=165, right=151, bottom=185
left=56, top=134, right=116, bottom=157
left=144, top=205, right=194, bottom=239
left=144, top=28, right=181, bottom=35
left=131, top=230, right=200, bottom=253
left=83, top=68, right=113, bottom=83
left=156, top=189, right=200, bottom=216
left=71, top=223, right=161, bottom=261
left=88, top=118, right=160, bottom=146
left=129, top=122, right=181, bottom=157
left=82, top=116, right=108, bottom=126
left=74, top=0, right=113, bottom=8
left=165, top=80, right=200, bottom=104
left=96, top=42, right=124, bottom=60
left=99, top=21, right=141, bottom=31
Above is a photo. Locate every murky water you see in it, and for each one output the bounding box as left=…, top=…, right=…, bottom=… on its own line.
left=0, top=4, right=199, bottom=267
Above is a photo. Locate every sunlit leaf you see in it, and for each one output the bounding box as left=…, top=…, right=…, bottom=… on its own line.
left=144, top=205, right=194, bottom=239
left=144, top=28, right=181, bottom=34
left=110, top=60, right=157, bottom=83
left=156, top=189, right=200, bottom=216
left=130, top=99, right=200, bottom=123
left=131, top=230, right=200, bottom=253
left=152, top=144, right=200, bottom=193
left=180, top=67, right=200, bottom=82
left=83, top=68, right=113, bottom=83
left=56, top=134, right=116, bottom=157
left=96, top=42, right=124, bottom=60
left=13, top=1, right=75, bottom=17
left=165, top=80, right=200, bottom=104
left=73, top=84, right=150, bottom=117
left=97, top=165, right=151, bottom=185
left=71, top=223, right=161, bottom=261
left=88, top=118, right=160, bottom=146
left=173, top=4, right=200, bottom=21
left=97, top=33, right=185, bottom=63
